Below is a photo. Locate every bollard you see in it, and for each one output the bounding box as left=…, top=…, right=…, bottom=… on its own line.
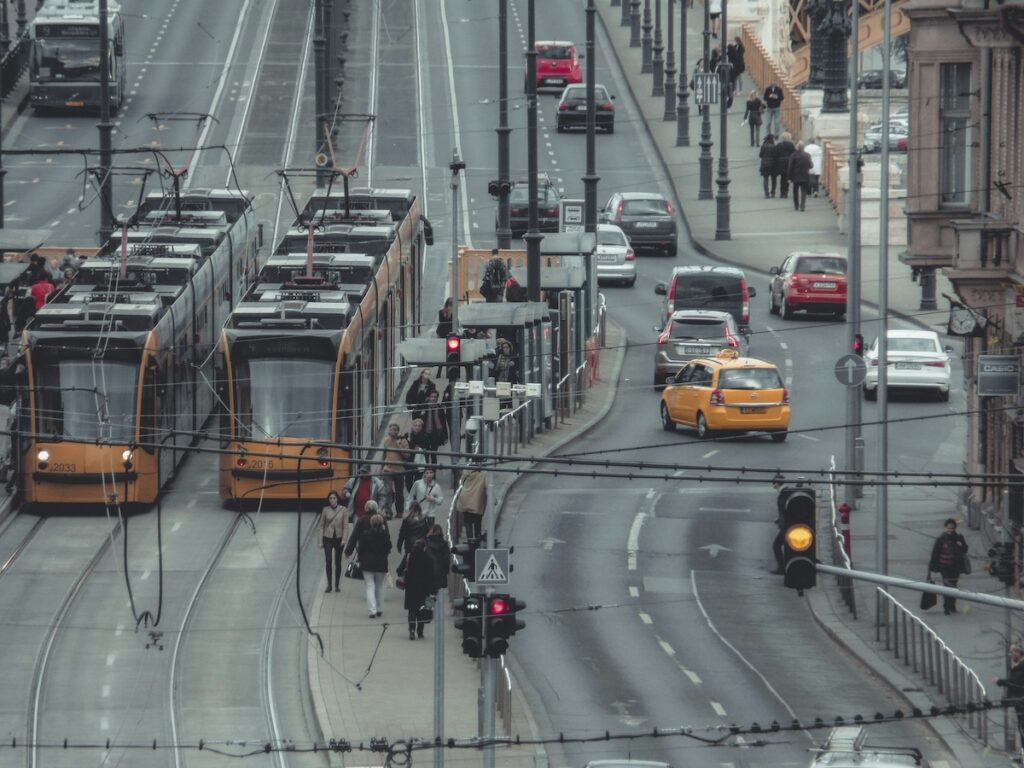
left=839, top=502, right=852, bottom=559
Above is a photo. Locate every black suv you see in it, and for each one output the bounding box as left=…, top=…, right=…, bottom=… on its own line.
left=599, top=192, right=677, bottom=256
left=501, top=175, right=562, bottom=238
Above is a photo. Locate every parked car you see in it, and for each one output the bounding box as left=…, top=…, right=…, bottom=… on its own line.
left=863, top=329, right=954, bottom=402
left=599, top=192, right=677, bottom=256
left=857, top=69, right=907, bottom=89
left=768, top=252, right=847, bottom=319
left=531, top=41, right=582, bottom=91
left=863, top=118, right=909, bottom=152
left=654, top=265, right=756, bottom=338
left=653, top=309, right=744, bottom=387
left=556, top=83, right=615, bottom=133
left=594, top=223, right=636, bottom=286
left=502, top=174, right=561, bottom=237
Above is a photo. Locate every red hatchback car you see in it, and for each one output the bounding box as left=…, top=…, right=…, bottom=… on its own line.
left=768, top=252, right=848, bottom=320
left=532, top=41, right=582, bottom=90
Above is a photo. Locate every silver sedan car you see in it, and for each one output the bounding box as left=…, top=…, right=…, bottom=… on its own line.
left=653, top=309, right=746, bottom=387
left=595, top=223, right=636, bottom=286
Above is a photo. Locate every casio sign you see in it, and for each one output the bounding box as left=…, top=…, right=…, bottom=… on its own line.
left=982, top=363, right=1019, bottom=373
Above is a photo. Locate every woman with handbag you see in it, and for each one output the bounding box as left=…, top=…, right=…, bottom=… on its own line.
left=345, top=511, right=392, bottom=618
left=403, top=538, right=436, bottom=640
left=320, top=490, right=347, bottom=593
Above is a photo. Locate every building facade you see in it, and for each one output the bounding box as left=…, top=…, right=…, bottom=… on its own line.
left=904, top=0, right=1023, bottom=519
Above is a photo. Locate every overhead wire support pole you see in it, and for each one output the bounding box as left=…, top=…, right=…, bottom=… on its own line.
left=714, top=0, right=730, bottom=239
left=496, top=0, right=512, bottom=250
left=524, top=0, right=542, bottom=303
left=845, top=0, right=862, bottom=506
left=98, top=0, right=114, bottom=242
left=584, top=0, right=599, bottom=236
left=663, top=0, right=677, bottom=120
left=675, top=0, right=690, bottom=145
left=697, top=0, right=714, bottom=199
left=652, top=0, right=665, bottom=96
left=313, top=0, right=329, bottom=187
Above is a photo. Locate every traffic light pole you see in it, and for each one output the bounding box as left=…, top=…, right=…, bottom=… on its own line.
left=434, top=585, right=446, bottom=768
left=482, top=422, right=497, bottom=768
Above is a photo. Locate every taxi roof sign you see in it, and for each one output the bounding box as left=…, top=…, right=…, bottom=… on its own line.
left=715, top=348, right=740, bottom=359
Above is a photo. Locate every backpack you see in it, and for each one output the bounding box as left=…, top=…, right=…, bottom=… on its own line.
left=480, top=258, right=507, bottom=302
left=505, top=277, right=527, bottom=303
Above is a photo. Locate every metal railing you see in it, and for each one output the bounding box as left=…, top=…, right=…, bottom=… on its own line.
left=820, top=138, right=846, bottom=211
left=1, top=36, right=30, bottom=101
left=827, top=456, right=857, bottom=617
left=876, top=588, right=989, bottom=746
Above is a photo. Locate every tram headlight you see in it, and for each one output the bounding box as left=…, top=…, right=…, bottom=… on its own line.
left=37, top=449, right=50, bottom=469
left=317, top=447, right=330, bottom=468
left=122, top=449, right=134, bottom=470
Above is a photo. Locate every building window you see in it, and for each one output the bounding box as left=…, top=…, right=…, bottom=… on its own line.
left=939, top=62, right=972, bottom=207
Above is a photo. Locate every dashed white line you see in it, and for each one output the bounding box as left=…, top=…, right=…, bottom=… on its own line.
left=778, top=341, right=788, bottom=350
left=701, top=449, right=718, bottom=459
left=101, top=685, right=110, bottom=697
left=629, top=586, right=640, bottom=597
left=100, top=716, right=110, bottom=731
left=140, top=570, right=150, bottom=580
left=658, top=639, right=675, bottom=656
left=626, top=512, right=645, bottom=571
left=114, top=624, right=124, bottom=637
left=638, top=611, right=652, bottom=624
left=105, top=653, right=116, bottom=667
left=710, top=701, right=727, bottom=716
left=682, top=668, right=702, bottom=685
left=171, top=521, right=183, bottom=532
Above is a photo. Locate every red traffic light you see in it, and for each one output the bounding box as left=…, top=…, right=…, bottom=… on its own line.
left=852, top=333, right=865, bottom=356
left=446, top=334, right=461, bottom=353
left=488, top=598, right=509, bottom=616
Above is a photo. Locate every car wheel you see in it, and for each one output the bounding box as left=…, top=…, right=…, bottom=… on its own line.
left=627, top=275, right=637, bottom=287
left=660, top=403, right=675, bottom=431
left=771, top=431, right=788, bottom=443
left=606, top=123, right=615, bottom=134
left=939, top=389, right=950, bottom=403
left=835, top=309, right=846, bottom=321
left=696, top=412, right=711, bottom=439
left=781, top=299, right=793, bottom=321
left=768, top=290, right=779, bottom=315
left=556, top=123, right=564, bottom=133
left=654, top=372, right=665, bottom=389
left=863, top=386, right=877, bottom=401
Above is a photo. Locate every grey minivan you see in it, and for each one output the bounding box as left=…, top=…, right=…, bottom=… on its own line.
left=655, top=265, right=756, bottom=338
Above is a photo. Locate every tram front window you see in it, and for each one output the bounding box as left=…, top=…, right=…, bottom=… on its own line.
left=236, top=358, right=333, bottom=440
left=37, top=359, right=137, bottom=442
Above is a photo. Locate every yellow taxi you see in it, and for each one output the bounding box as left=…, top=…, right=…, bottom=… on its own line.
left=659, top=349, right=790, bottom=441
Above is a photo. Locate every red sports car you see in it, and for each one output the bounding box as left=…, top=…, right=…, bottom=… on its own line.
left=768, top=252, right=848, bottom=319
left=532, top=41, right=582, bottom=90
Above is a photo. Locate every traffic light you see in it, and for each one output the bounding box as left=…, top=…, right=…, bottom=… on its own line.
left=451, top=537, right=481, bottom=580
left=485, top=594, right=512, bottom=657
left=779, top=486, right=817, bottom=592
left=852, top=334, right=865, bottom=357
left=988, top=541, right=1017, bottom=586
left=446, top=333, right=462, bottom=381
left=454, top=594, right=484, bottom=657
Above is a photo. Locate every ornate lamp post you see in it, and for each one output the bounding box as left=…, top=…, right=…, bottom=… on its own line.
left=621, top=0, right=632, bottom=27
left=698, top=0, right=714, bottom=199
left=630, top=0, right=642, bottom=46
left=806, top=0, right=828, bottom=88
left=652, top=0, right=665, bottom=94
left=714, top=0, right=731, bottom=239
left=820, top=0, right=851, bottom=112
left=664, top=0, right=677, bottom=119
left=676, top=0, right=690, bottom=145
left=642, top=0, right=653, bottom=72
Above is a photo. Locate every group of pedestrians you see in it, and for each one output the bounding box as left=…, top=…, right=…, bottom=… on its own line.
left=2, top=250, right=82, bottom=343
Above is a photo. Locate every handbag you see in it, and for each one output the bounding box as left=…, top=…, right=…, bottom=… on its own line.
left=396, top=554, right=409, bottom=589
left=920, top=577, right=937, bottom=611
left=417, top=593, right=436, bottom=622
left=962, top=554, right=972, bottom=575
left=344, top=558, right=363, bottom=581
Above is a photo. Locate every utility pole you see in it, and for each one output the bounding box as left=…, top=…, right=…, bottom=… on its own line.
left=313, top=0, right=329, bottom=186
left=98, top=0, right=114, bottom=241
left=652, top=0, right=665, bottom=95
left=482, top=420, right=498, bottom=768
left=663, top=0, right=677, bottom=119
left=584, top=0, right=599, bottom=235
left=524, top=0, right=542, bottom=302
left=433, top=578, right=446, bottom=768
left=450, top=150, right=464, bottom=469
left=698, top=0, right=713, bottom=200
left=675, top=0, right=690, bottom=146
left=642, top=0, right=654, bottom=72
left=845, top=0, right=863, bottom=508
left=496, top=0, right=512, bottom=250
left=714, top=0, right=730, bottom=239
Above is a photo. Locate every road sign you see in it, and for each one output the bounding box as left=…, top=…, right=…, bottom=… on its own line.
left=475, top=548, right=510, bottom=585
left=977, top=355, right=1020, bottom=396
left=692, top=72, right=719, bottom=106
left=562, top=199, right=584, bottom=233
left=834, top=354, right=867, bottom=386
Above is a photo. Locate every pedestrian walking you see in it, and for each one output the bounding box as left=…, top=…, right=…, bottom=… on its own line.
left=397, top=501, right=431, bottom=556
left=413, top=390, right=449, bottom=466
left=435, top=298, right=454, bottom=338
left=407, top=418, right=430, bottom=488
left=345, top=512, right=392, bottom=618
left=743, top=90, right=764, bottom=147
left=759, top=134, right=778, bottom=198
left=773, top=131, right=797, bottom=199
left=708, top=0, right=722, bottom=37
left=787, top=141, right=813, bottom=212
left=727, top=36, right=745, bottom=92
left=480, top=251, right=508, bottom=303
left=928, top=518, right=969, bottom=615
left=996, top=644, right=1024, bottom=751
left=405, top=369, right=438, bottom=411
left=804, top=138, right=823, bottom=197
left=455, top=462, right=487, bottom=542
left=407, top=467, right=444, bottom=524
left=762, top=81, right=784, bottom=137
left=30, top=271, right=55, bottom=311
left=341, top=464, right=386, bottom=522
left=403, top=538, right=436, bottom=639
left=381, top=423, right=410, bottom=519
left=320, top=490, right=347, bottom=593
left=424, top=523, right=451, bottom=592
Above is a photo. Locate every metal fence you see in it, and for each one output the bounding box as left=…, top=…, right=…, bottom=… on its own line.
left=1, top=36, right=30, bottom=101
left=876, top=588, right=989, bottom=745
left=827, top=456, right=857, bottom=617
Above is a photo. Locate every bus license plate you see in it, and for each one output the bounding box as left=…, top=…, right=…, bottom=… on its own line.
left=740, top=407, right=767, bottom=414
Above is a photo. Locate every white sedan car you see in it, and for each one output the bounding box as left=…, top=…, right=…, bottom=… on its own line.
left=594, top=223, right=637, bottom=287
left=863, top=329, right=953, bottom=401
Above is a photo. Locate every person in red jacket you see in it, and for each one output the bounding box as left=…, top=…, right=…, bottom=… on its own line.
left=30, top=273, right=55, bottom=310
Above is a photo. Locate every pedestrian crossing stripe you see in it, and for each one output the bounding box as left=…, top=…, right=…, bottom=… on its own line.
left=477, top=554, right=507, bottom=583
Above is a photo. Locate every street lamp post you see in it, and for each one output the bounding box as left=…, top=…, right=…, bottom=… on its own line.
left=676, top=0, right=690, bottom=145
left=630, top=0, right=641, bottom=46
left=525, top=0, right=543, bottom=302
left=621, top=0, right=632, bottom=27
left=806, top=0, right=827, bottom=89
left=652, top=0, right=665, bottom=95
left=641, top=0, right=653, bottom=71
left=496, top=0, right=512, bottom=249
left=0, top=1, right=10, bottom=56
left=16, top=0, right=26, bottom=36
left=663, top=0, right=677, bottom=119
left=714, top=0, right=731, bottom=239
left=820, top=0, right=851, bottom=113
left=698, top=0, right=714, bottom=199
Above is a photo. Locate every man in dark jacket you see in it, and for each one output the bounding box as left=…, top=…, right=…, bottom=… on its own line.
left=997, top=643, right=1024, bottom=746
left=763, top=82, right=784, bottom=136
left=928, top=518, right=968, bottom=615
left=424, top=524, right=451, bottom=592
left=787, top=142, right=814, bottom=212
left=773, top=132, right=797, bottom=199
left=345, top=512, right=392, bottom=618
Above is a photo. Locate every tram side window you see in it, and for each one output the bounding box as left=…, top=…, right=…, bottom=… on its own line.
left=337, top=368, right=355, bottom=447
left=140, top=364, right=157, bottom=452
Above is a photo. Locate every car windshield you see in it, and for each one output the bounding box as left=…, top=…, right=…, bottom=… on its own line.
left=795, top=257, right=846, bottom=274
left=564, top=86, right=609, bottom=101
left=671, top=319, right=726, bottom=339
left=622, top=198, right=668, bottom=215
left=538, top=45, right=573, bottom=59
left=597, top=230, right=627, bottom=247
left=718, top=368, right=784, bottom=390
left=234, top=357, right=334, bottom=439
left=888, top=337, right=940, bottom=353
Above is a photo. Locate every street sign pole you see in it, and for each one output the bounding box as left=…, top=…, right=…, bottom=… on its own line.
left=482, top=420, right=496, bottom=768
left=434, top=584, right=446, bottom=768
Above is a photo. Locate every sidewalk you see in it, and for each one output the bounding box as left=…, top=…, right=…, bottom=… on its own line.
left=595, top=5, right=1009, bottom=766
left=308, top=322, right=627, bottom=768
left=595, top=2, right=951, bottom=330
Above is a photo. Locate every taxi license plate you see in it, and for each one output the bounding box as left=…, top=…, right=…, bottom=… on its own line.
left=812, top=281, right=837, bottom=289
left=740, top=407, right=767, bottom=414
left=634, top=221, right=658, bottom=228
left=66, top=100, right=84, bottom=107
left=680, top=345, right=710, bottom=355
left=895, top=362, right=920, bottom=370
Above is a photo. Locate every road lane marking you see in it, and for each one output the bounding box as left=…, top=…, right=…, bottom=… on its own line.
left=698, top=508, right=750, bottom=513
left=638, top=611, right=652, bottom=624
left=141, top=570, right=150, bottom=580
left=626, top=512, right=645, bottom=571
left=796, top=433, right=820, bottom=442
left=779, top=342, right=788, bottom=350
left=681, top=668, right=702, bottom=685
left=115, top=625, right=124, bottom=637
left=106, top=654, right=115, bottom=667
left=658, top=639, right=675, bottom=656
left=102, top=685, right=110, bottom=698
left=710, top=701, right=727, bottom=716
left=172, top=521, right=182, bottom=532
left=629, top=586, right=640, bottom=597
left=100, top=716, right=109, bottom=731
left=701, top=449, right=718, bottom=459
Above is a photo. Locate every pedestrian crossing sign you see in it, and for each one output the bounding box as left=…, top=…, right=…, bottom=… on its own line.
left=475, top=548, right=510, bottom=585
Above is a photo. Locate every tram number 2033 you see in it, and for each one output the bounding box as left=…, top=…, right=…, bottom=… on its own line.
left=48, top=463, right=78, bottom=473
